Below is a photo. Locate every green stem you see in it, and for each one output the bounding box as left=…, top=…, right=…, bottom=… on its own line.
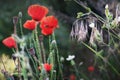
left=82, top=42, right=120, bottom=76
left=33, top=29, right=42, bottom=64
left=19, top=18, right=24, bottom=36
left=40, top=40, right=46, bottom=63
left=52, top=32, right=63, bottom=80
left=72, top=61, right=80, bottom=79
left=74, top=0, right=105, bottom=23
left=49, top=36, right=56, bottom=80
left=21, top=59, right=27, bottom=80
left=26, top=47, right=39, bottom=79
left=110, top=32, right=120, bottom=40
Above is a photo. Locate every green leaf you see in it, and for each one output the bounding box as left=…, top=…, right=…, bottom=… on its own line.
left=77, top=12, right=83, bottom=18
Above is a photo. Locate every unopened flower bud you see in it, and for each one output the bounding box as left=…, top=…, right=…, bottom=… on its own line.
left=70, top=60, right=75, bottom=66
left=51, top=40, right=56, bottom=45
left=60, top=57, right=64, bottom=62
left=18, top=12, right=22, bottom=18
left=29, top=48, right=35, bottom=55
left=13, top=16, right=18, bottom=25
left=105, top=4, right=108, bottom=9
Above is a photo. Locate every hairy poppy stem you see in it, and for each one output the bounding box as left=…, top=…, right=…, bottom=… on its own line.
left=39, top=35, right=46, bottom=63
left=52, top=32, right=63, bottom=80
left=18, top=12, right=24, bottom=36
left=34, top=27, right=43, bottom=64
left=48, top=35, right=56, bottom=80
left=13, top=16, right=21, bottom=79
left=19, top=17, right=24, bottom=37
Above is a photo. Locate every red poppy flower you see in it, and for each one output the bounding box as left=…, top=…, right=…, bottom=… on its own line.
left=28, top=4, right=48, bottom=21
left=70, top=74, right=76, bottom=80
left=23, top=20, right=37, bottom=30
left=41, top=28, right=54, bottom=35
left=40, top=16, right=58, bottom=29
left=2, top=36, right=16, bottom=48
left=43, top=63, right=52, bottom=72
left=88, top=66, right=94, bottom=72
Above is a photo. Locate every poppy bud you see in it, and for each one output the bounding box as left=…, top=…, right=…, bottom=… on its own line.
left=28, top=48, right=35, bottom=55
left=18, top=12, right=22, bottom=18
left=13, top=16, right=18, bottom=25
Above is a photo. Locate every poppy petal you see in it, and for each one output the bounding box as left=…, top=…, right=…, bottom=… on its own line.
left=23, top=20, right=37, bottom=30
left=40, top=16, right=58, bottom=29
left=2, top=36, right=16, bottom=48
left=43, top=63, right=52, bottom=72
left=41, top=28, right=54, bottom=36
left=28, top=4, right=49, bottom=21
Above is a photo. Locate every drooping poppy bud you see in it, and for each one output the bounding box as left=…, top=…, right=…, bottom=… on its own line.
left=23, top=20, right=37, bottom=30
left=2, top=36, right=16, bottom=48
left=88, top=66, right=94, bottom=72
left=43, top=63, right=52, bottom=72
left=28, top=4, right=48, bottom=21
